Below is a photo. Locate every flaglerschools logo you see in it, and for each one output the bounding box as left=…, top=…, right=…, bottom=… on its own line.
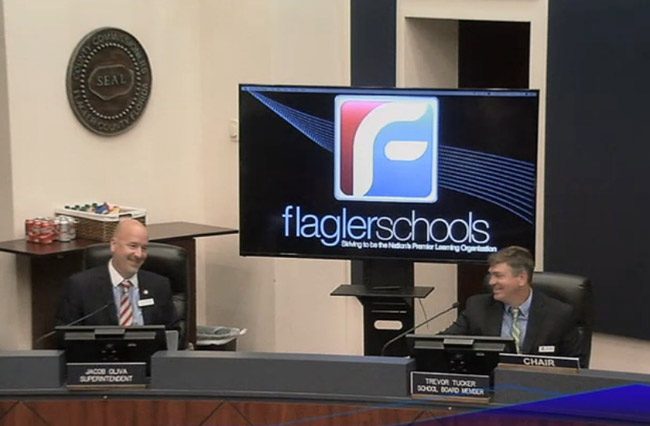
left=334, top=96, right=439, bottom=203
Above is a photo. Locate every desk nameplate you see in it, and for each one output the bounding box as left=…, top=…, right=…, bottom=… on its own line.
left=499, top=353, right=580, bottom=373
left=410, top=371, right=490, bottom=403
left=66, top=362, right=147, bottom=389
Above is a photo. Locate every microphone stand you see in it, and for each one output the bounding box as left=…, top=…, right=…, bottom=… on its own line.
left=380, top=302, right=459, bottom=356
left=34, top=301, right=115, bottom=347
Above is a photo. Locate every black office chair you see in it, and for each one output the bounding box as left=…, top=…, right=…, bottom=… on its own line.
left=484, top=271, right=593, bottom=368
left=83, top=242, right=189, bottom=349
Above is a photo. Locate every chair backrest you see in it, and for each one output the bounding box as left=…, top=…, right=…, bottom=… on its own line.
left=484, top=271, right=593, bottom=367
left=83, top=242, right=189, bottom=348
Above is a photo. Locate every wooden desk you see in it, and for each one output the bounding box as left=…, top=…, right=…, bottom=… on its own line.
left=0, top=398, right=456, bottom=426
left=0, top=222, right=238, bottom=348
left=0, top=351, right=467, bottom=425
left=3, top=351, right=650, bottom=425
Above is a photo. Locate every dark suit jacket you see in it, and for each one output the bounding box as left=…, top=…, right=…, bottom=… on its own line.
left=56, top=265, right=178, bottom=329
left=442, top=291, right=583, bottom=363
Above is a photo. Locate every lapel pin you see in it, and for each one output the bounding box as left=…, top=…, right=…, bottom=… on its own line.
left=143, top=289, right=149, bottom=295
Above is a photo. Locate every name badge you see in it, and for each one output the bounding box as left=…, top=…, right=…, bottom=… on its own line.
left=538, top=345, right=555, bottom=353
left=138, top=298, right=155, bottom=307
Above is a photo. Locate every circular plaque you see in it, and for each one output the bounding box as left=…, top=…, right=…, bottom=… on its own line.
left=66, top=27, right=152, bottom=136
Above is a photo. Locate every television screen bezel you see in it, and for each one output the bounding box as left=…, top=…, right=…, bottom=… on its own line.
left=239, top=83, right=540, bottom=263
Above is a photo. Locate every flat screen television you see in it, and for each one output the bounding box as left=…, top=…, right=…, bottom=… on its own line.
left=407, top=334, right=516, bottom=375
left=239, top=84, right=538, bottom=262
left=56, top=325, right=167, bottom=368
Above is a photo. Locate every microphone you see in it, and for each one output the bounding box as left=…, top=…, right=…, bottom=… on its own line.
left=380, top=302, right=459, bottom=356
left=34, top=301, right=115, bottom=347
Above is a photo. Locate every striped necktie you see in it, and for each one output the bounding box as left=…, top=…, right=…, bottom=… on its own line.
left=119, top=280, right=134, bottom=327
left=510, top=307, right=521, bottom=354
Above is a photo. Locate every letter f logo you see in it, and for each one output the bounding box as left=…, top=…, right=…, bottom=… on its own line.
left=334, top=96, right=439, bottom=203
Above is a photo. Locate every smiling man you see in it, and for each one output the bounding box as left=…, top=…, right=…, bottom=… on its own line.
left=442, top=246, right=582, bottom=363
left=56, top=219, right=177, bottom=329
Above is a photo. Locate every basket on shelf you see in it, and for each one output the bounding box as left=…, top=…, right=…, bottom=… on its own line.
left=55, top=205, right=146, bottom=242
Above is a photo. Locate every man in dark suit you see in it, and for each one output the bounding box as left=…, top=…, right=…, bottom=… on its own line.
left=56, top=219, right=177, bottom=329
left=443, top=246, right=582, bottom=364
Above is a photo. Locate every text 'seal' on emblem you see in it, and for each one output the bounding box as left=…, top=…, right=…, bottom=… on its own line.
left=66, top=27, right=152, bottom=136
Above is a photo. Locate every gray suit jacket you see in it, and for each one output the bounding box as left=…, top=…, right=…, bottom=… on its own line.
left=443, top=291, right=583, bottom=364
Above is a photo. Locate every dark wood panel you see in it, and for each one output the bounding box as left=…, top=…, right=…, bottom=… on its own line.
left=0, top=401, right=49, bottom=426
left=15, top=400, right=225, bottom=426
left=235, top=400, right=456, bottom=426
left=144, top=400, right=225, bottom=426
left=0, top=398, right=607, bottom=426
left=147, top=222, right=237, bottom=241
left=198, top=402, right=251, bottom=426
left=31, top=252, right=84, bottom=348
left=0, top=222, right=237, bottom=257
left=0, top=401, right=14, bottom=420
left=0, top=399, right=442, bottom=426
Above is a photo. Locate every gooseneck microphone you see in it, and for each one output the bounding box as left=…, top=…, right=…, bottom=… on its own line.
left=34, top=301, right=115, bottom=346
left=380, top=302, right=459, bottom=356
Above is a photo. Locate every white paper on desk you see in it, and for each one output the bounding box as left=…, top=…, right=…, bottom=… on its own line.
left=197, top=327, right=247, bottom=345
